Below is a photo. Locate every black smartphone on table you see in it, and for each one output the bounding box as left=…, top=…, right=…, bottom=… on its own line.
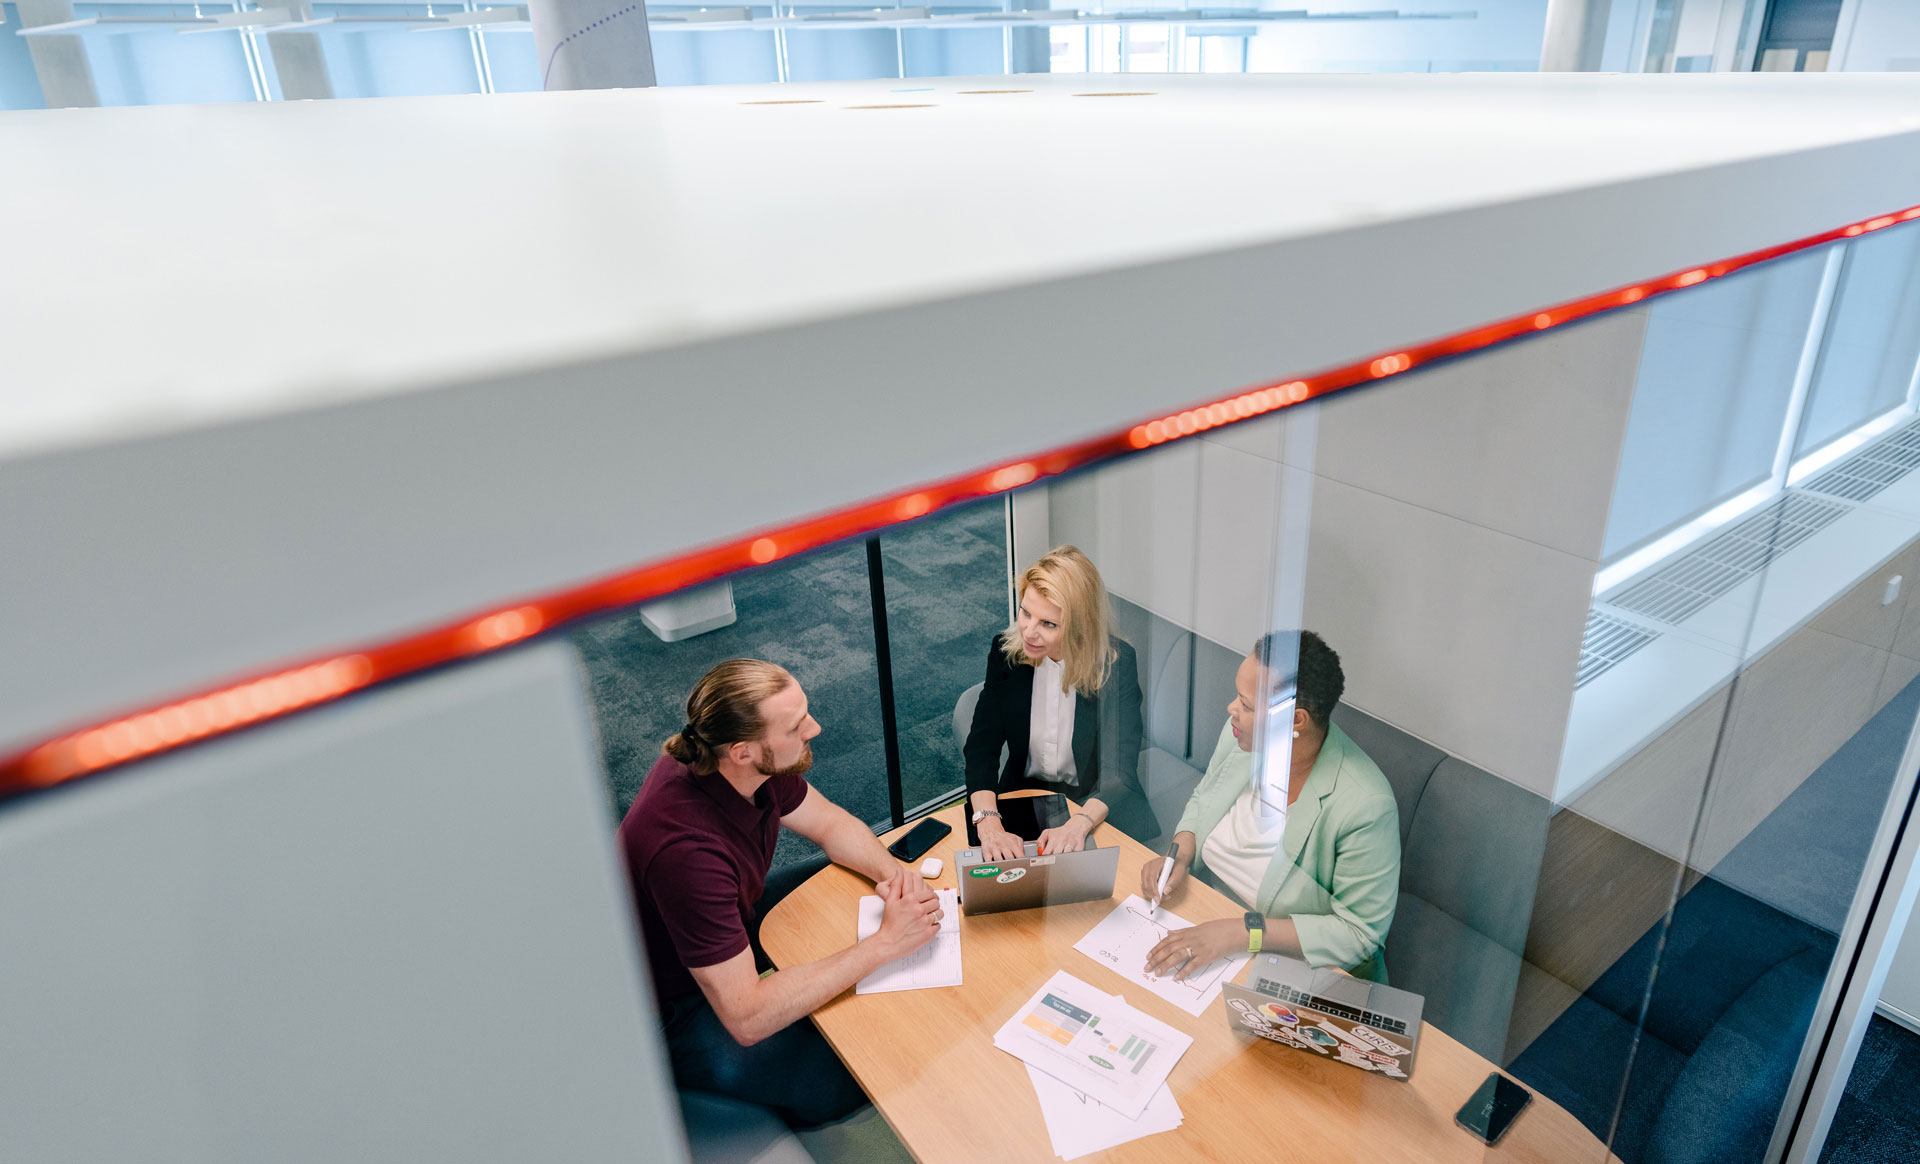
left=887, top=817, right=952, bottom=862
left=1455, top=1072, right=1532, bottom=1145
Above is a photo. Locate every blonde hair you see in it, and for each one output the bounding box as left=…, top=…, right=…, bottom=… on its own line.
left=663, top=659, right=794, bottom=775
left=1002, top=545, right=1116, bottom=694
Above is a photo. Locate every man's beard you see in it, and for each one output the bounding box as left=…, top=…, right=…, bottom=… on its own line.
left=756, top=744, right=814, bottom=779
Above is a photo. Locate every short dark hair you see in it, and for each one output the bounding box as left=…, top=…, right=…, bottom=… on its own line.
left=1252, top=630, right=1344, bottom=733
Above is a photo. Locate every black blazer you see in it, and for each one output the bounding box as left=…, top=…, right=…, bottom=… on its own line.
left=963, top=633, right=1158, bottom=842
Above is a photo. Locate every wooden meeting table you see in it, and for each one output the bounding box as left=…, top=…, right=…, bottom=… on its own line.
left=759, top=797, right=1615, bottom=1164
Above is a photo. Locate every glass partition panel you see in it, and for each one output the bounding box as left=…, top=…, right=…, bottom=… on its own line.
left=1556, top=228, right=1920, bottom=1164
left=571, top=537, right=897, bottom=874
left=1794, top=224, right=1920, bottom=461
left=1601, top=248, right=1829, bottom=564
left=875, top=496, right=1014, bottom=817
left=83, top=217, right=1915, bottom=1163
left=542, top=235, right=1920, bottom=1161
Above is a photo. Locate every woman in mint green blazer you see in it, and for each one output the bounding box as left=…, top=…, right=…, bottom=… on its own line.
left=1139, top=632, right=1401, bottom=983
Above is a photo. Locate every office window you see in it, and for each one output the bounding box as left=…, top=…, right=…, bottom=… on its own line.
left=480, top=28, right=542, bottom=92
left=310, top=4, right=484, bottom=99
left=75, top=4, right=258, bottom=106
left=900, top=27, right=1005, bottom=79
left=1795, top=223, right=1920, bottom=459
left=1602, top=250, right=1829, bottom=562
left=0, top=4, right=50, bottom=110
left=782, top=29, right=898, bottom=83
left=651, top=29, right=780, bottom=87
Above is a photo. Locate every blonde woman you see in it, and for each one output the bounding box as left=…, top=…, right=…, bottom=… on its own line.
left=964, top=546, right=1155, bottom=861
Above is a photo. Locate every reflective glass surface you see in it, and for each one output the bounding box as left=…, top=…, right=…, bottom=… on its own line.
left=577, top=222, right=1920, bottom=1164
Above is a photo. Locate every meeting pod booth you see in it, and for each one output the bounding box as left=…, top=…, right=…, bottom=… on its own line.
left=6, top=73, right=1920, bottom=1164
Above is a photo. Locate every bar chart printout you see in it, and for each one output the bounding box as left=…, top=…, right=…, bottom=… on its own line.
left=992, top=971, right=1192, bottom=1120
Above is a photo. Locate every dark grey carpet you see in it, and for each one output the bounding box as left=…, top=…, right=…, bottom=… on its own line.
left=1819, top=1016, right=1920, bottom=1164
left=1712, top=670, right=1920, bottom=933
left=573, top=498, right=1008, bottom=870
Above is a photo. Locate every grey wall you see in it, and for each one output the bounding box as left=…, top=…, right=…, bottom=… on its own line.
left=1048, top=405, right=1317, bottom=660
left=1052, top=309, right=1646, bottom=800
left=1305, top=312, right=1646, bottom=799
left=0, top=641, right=682, bottom=1164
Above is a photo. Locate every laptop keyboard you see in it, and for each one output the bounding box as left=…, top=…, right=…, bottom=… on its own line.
left=1252, top=981, right=1410, bottom=1037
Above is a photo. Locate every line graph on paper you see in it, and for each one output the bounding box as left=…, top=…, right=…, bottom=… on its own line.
left=1072, top=894, right=1251, bottom=1016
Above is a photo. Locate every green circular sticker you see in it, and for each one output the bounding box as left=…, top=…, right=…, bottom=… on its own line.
left=1088, top=1056, right=1114, bottom=1070
left=968, top=865, right=1001, bottom=878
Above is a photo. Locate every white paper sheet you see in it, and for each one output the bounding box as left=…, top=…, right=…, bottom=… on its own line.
left=1073, top=894, right=1251, bottom=1016
left=991, top=970, right=1191, bottom=1120
left=854, top=887, right=961, bottom=994
left=1025, top=1064, right=1183, bottom=1160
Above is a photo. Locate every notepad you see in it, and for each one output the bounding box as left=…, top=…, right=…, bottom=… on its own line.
left=854, top=887, right=962, bottom=994
left=1074, top=894, right=1250, bottom=1016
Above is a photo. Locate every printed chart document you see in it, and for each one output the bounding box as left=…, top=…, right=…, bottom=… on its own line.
left=1025, top=1064, right=1183, bottom=1160
left=992, top=970, right=1191, bottom=1120
left=855, top=887, right=961, bottom=994
left=1074, top=894, right=1251, bottom=1016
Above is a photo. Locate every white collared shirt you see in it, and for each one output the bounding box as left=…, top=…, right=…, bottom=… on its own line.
left=1026, top=656, right=1078, bottom=779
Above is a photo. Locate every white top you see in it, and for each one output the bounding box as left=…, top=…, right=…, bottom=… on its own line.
left=8, top=73, right=1920, bottom=463
left=1201, top=784, right=1286, bottom=909
left=1026, top=657, right=1077, bottom=780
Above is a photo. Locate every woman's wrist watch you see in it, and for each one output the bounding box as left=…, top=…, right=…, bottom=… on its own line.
left=1244, top=911, right=1266, bottom=955
left=970, top=809, right=1001, bottom=825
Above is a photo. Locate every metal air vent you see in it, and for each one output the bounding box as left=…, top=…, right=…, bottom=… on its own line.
left=1605, top=493, right=1851, bottom=625
left=1577, top=611, right=1658, bottom=689
left=1803, top=416, right=1920, bottom=503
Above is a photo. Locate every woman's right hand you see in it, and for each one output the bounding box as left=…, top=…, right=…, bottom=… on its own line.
left=978, top=818, right=1027, bottom=863
left=1139, top=854, right=1190, bottom=902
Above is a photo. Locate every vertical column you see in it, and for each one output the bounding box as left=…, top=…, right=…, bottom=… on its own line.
left=265, top=2, right=334, bottom=100
left=1006, top=0, right=1051, bottom=75
left=1539, top=0, right=1612, bottom=71
left=529, top=0, right=656, bottom=91
left=16, top=0, right=99, bottom=109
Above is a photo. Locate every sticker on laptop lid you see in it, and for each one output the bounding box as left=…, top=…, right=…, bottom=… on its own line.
left=968, top=865, right=1001, bottom=878
left=996, top=868, right=1028, bottom=884
left=1350, top=1025, right=1411, bottom=1057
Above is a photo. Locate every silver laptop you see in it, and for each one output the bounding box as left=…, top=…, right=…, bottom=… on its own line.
left=1222, top=953, right=1424, bottom=1080
left=952, top=841, right=1120, bottom=915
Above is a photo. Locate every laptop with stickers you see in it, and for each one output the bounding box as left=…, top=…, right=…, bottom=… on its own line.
left=1222, top=953, right=1424, bottom=1081
left=952, top=841, right=1120, bottom=915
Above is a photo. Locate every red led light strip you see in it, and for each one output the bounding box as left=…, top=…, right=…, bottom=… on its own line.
left=4, top=202, right=1919, bottom=799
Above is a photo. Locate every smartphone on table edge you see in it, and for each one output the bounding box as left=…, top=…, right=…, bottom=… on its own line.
left=887, top=817, right=951, bottom=862
left=1455, top=1072, right=1531, bottom=1146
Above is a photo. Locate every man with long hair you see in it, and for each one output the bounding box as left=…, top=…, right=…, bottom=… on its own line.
left=619, top=658, right=941, bottom=1127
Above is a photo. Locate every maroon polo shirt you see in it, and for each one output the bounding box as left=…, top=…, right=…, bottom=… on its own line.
left=617, top=753, right=809, bottom=1009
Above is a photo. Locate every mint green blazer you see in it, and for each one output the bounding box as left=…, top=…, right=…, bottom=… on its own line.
left=1175, top=720, right=1401, bottom=982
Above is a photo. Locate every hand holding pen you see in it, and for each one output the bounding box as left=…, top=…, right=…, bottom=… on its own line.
left=1139, top=836, right=1191, bottom=913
